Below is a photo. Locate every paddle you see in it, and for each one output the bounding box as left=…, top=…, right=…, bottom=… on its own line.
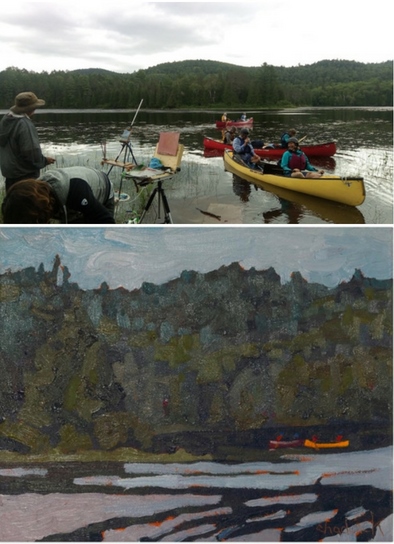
left=298, top=135, right=307, bottom=144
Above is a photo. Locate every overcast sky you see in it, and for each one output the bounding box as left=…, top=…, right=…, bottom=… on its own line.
left=0, top=227, right=391, bottom=290
left=0, top=1, right=391, bottom=74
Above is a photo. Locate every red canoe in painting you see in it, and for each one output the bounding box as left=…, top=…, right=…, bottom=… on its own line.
left=215, top=118, right=254, bottom=129
left=269, top=439, right=304, bottom=449
left=204, top=136, right=337, bottom=158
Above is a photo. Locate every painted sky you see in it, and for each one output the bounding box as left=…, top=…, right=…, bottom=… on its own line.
left=0, top=227, right=392, bottom=290
left=0, top=1, right=391, bottom=74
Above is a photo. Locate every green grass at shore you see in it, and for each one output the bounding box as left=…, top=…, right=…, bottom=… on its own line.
left=0, top=447, right=213, bottom=465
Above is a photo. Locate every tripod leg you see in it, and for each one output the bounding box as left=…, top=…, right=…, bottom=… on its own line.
left=125, top=143, right=138, bottom=166
left=138, top=187, right=158, bottom=223
left=107, top=143, right=127, bottom=176
left=115, top=143, right=138, bottom=202
left=159, top=185, right=173, bottom=224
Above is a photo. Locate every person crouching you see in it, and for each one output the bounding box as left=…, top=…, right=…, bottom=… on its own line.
left=1, top=166, right=116, bottom=223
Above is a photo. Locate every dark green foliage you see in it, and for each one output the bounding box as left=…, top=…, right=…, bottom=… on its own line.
left=0, top=60, right=392, bottom=109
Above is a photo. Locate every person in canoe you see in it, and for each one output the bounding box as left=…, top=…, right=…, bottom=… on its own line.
left=280, top=128, right=297, bottom=148
left=223, top=126, right=238, bottom=144
left=221, top=112, right=231, bottom=123
left=232, top=128, right=262, bottom=168
left=281, top=137, right=324, bottom=179
left=1, top=166, right=116, bottom=224
left=239, top=112, right=247, bottom=121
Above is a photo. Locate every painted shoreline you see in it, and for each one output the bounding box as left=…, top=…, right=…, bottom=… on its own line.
left=0, top=447, right=392, bottom=541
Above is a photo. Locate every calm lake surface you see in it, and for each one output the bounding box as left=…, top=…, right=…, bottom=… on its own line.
left=0, top=447, right=392, bottom=541
left=1, top=107, right=392, bottom=224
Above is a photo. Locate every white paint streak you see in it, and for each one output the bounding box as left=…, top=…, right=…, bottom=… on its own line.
left=0, top=492, right=221, bottom=541
left=0, top=467, right=47, bottom=477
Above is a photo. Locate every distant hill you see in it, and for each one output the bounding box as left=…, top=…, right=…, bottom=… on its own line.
left=69, top=68, right=122, bottom=76
left=140, top=59, right=251, bottom=76
left=0, top=59, right=392, bottom=108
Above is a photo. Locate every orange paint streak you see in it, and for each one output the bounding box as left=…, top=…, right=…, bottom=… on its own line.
left=324, top=509, right=338, bottom=522
left=322, top=468, right=376, bottom=479
left=149, top=515, right=175, bottom=527
left=293, top=455, right=313, bottom=462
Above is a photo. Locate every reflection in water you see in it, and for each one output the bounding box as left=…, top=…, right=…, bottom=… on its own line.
left=232, top=175, right=252, bottom=202
left=0, top=448, right=391, bottom=542
left=263, top=199, right=304, bottom=224
left=231, top=174, right=366, bottom=225
left=232, top=175, right=305, bottom=224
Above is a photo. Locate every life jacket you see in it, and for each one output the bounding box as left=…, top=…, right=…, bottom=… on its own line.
left=233, top=137, right=252, bottom=156
left=288, top=151, right=307, bottom=170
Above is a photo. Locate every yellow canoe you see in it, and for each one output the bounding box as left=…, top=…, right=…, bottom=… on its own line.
left=304, top=439, right=350, bottom=450
left=223, top=150, right=366, bottom=207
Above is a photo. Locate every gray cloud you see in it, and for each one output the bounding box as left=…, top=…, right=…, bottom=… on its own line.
left=0, top=2, right=391, bottom=73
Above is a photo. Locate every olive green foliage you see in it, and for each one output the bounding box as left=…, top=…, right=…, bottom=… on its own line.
left=0, top=257, right=392, bottom=454
left=0, top=59, right=392, bottom=109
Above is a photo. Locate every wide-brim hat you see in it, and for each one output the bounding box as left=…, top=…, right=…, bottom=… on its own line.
left=11, top=92, right=45, bottom=114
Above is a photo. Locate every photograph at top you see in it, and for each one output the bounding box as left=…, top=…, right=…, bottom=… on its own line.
left=0, top=1, right=392, bottom=224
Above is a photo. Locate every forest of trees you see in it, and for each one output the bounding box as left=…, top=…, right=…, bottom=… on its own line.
left=0, top=59, right=392, bottom=110
left=0, top=255, right=392, bottom=455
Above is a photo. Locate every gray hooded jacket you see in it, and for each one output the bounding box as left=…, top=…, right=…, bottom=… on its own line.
left=0, top=112, right=48, bottom=179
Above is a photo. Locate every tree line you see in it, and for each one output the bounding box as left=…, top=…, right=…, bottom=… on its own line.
left=0, top=256, right=391, bottom=456
left=0, top=59, right=392, bottom=110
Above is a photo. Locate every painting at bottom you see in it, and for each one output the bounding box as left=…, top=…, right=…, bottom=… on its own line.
left=0, top=226, right=392, bottom=542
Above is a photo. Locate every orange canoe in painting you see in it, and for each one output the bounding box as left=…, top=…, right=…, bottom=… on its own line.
left=304, top=439, right=350, bottom=450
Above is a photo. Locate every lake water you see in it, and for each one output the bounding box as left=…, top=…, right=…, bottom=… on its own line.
left=1, top=107, right=391, bottom=224
left=0, top=447, right=392, bottom=541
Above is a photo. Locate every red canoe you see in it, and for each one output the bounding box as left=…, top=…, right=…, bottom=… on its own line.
left=204, top=136, right=337, bottom=158
left=215, top=118, right=254, bottom=129
left=269, top=439, right=304, bottom=449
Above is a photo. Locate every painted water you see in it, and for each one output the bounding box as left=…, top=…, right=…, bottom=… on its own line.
left=1, top=107, right=391, bottom=224
left=0, top=447, right=391, bottom=541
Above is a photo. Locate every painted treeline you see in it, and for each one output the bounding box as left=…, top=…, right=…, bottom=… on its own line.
left=0, top=256, right=391, bottom=455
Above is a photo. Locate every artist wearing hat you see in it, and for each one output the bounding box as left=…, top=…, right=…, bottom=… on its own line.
left=0, top=91, right=56, bottom=191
